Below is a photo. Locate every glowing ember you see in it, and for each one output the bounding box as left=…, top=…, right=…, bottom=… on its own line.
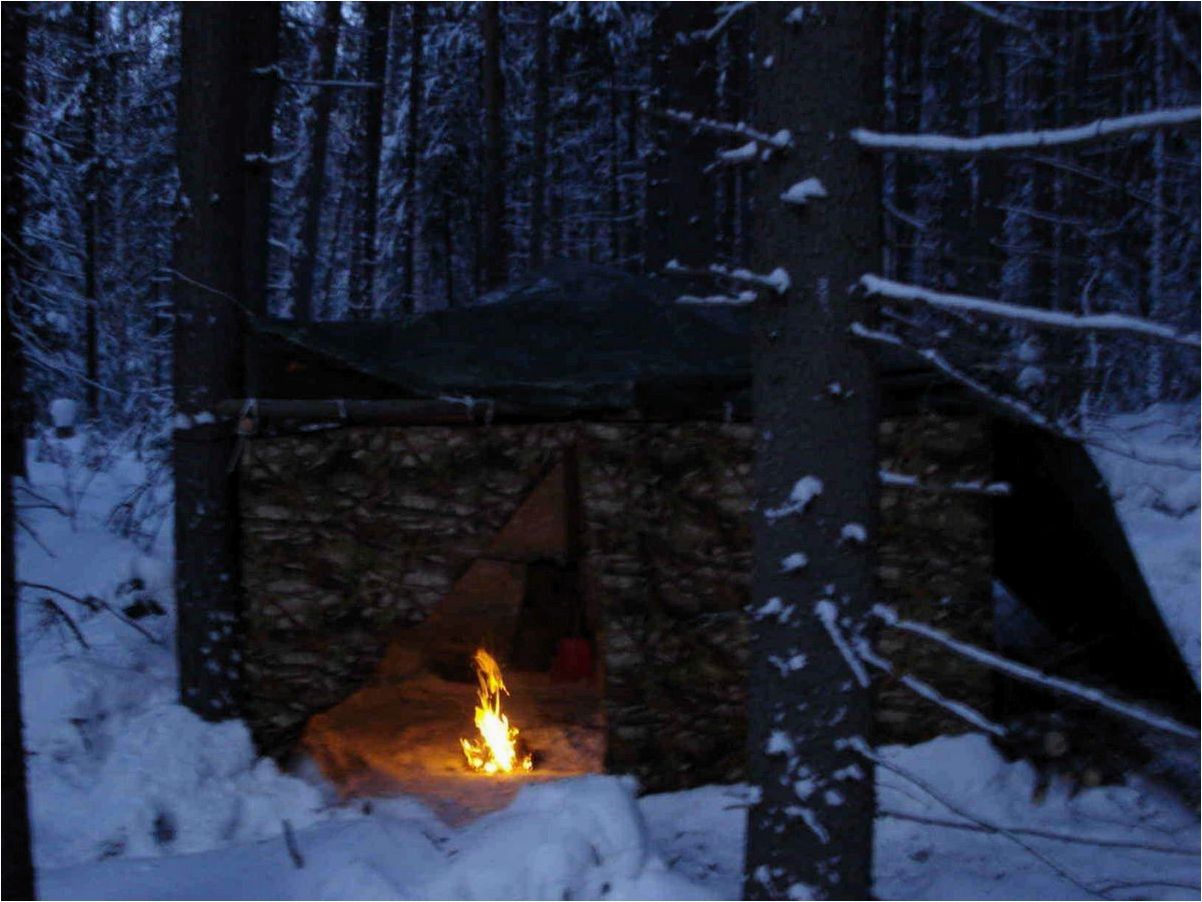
left=460, top=649, right=533, bottom=775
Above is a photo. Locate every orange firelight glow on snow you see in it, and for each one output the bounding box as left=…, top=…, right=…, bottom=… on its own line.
left=460, top=649, right=534, bottom=775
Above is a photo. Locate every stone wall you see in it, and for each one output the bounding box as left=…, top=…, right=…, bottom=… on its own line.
left=239, top=412, right=995, bottom=787
left=578, top=423, right=753, bottom=791
left=239, top=425, right=574, bottom=753
left=876, top=412, right=995, bottom=744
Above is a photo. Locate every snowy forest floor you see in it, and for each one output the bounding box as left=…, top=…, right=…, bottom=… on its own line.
left=15, top=406, right=1201, bottom=900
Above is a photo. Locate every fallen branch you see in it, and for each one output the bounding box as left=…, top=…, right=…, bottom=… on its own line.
left=845, top=737, right=1104, bottom=899
left=852, top=106, right=1201, bottom=153
left=878, top=809, right=1198, bottom=856
left=281, top=819, right=305, bottom=869
left=872, top=605, right=1200, bottom=741
left=39, top=598, right=90, bottom=649
left=18, top=581, right=163, bottom=646
left=861, top=274, right=1201, bottom=349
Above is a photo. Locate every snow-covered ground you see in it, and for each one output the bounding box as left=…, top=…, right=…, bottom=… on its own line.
left=16, top=422, right=1201, bottom=900
left=1089, top=402, right=1201, bottom=686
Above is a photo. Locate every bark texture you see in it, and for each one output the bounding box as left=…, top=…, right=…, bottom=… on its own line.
left=480, top=2, right=508, bottom=290
left=349, top=1, right=390, bottom=319
left=744, top=6, right=885, bottom=899
left=528, top=4, right=550, bottom=270
left=292, top=1, right=342, bottom=322
left=399, top=2, right=425, bottom=313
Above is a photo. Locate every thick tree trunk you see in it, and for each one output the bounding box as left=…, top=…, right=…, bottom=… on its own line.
left=480, top=2, right=508, bottom=290
left=528, top=3, right=550, bottom=271
left=3, top=4, right=29, bottom=479
left=349, top=1, right=391, bottom=319
left=173, top=2, right=279, bottom=719
left=399, top=2, right=425, bottom=314
left=2, top=4, right=36, bottom=895
left=644, top=3, right=717, bottom=275
left=292, top=1, right=342, bottom=322
left=744, top=6, right=884, bottom=899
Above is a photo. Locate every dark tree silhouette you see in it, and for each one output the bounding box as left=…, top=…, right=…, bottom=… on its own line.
left=173, top=2, right=279, bottom=719
left=292, top=1, right=342, bottom=323
left=2, top=3, right=36, bottom=895
left=644, top=3, right=717, bottom=274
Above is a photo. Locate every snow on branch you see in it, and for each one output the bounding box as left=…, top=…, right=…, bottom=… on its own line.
left=861, top=274, right=1201, bottom=349
left=850, top=323, right=1200, bottom=471
left=852, top=106, right=1201, bottom=154
left=651, top=106, right=793, bottom=151
left=665, top=259, right=791, bottom=295
left=676, top=291, right=757, bottom=306
left=854, top=638, right=1006, bottom=737
left=780, top=178, right=828, bottom=206
left=689, top=1, right=753, bottom=42
left=872, top=605, right=1200, bottom=741
left=814, top=601, right=870, bottom=688
left=879, top=469, right=1011, bottom=497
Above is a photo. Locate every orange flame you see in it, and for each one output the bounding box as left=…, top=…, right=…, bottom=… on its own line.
left=460, top=649, right=533, bottom=775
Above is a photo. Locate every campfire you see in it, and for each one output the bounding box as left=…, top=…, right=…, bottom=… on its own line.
left=460, top=649, right=534, bottom=775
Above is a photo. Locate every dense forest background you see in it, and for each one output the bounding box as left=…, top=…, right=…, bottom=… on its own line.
left=8, top=2, right=1200, bottom=439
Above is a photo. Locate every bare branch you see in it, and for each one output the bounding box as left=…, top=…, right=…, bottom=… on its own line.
left=855, top=639, right=1007, bottom=737
left=649, top=106, right=793, bottom=150
left=850, top=323, right=1200, bottom=471
left=872, top=605, right=1200, bottom=741
left=878, top=809, right=1198, bottom=857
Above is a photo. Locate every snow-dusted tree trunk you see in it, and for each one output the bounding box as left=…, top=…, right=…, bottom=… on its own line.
left=2, top=4, right=35, bottom=894
left=480, top=2, right=508, bottom=291
left=292, top=1, right=342, bottom=323
left=173, top=3, right=278, bottom=719
left=349, top=1, right=390, bottom=320
left=400, top=2, right=425, bottom=314
left=528, top=4, right=550, bottom=271
left=743, top=5, right=883, bottom=899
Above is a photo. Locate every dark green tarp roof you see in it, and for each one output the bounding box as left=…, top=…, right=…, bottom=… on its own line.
left=252, top=263, right=753, bottom=412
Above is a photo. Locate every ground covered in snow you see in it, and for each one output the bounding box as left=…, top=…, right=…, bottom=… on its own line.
left=17, top=427, right=1201, bottom=900
left=1090, top=403, right=1201, bottom=686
